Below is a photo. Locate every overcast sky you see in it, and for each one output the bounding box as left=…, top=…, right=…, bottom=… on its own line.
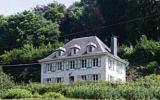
left=0, top=0, right=79, bottom=16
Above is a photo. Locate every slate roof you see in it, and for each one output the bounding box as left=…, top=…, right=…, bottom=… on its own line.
left=39, top=36, right=127, bottom=64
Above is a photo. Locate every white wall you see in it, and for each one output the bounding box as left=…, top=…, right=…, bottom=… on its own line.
left=41, top=54, right=126, bottom=84
left=105, top=56, right=126, bottom=82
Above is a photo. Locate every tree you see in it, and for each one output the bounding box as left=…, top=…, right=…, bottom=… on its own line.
left=34, top=2, right=65, bottom=24
left=3, top=11, right=60, bottom=48
left=0, top=67, right=15, bottom=95
left=60, top=2, right=104, bottom=40
left=126, top=0, right=160, bottom=43
left=1, top=43, right=62, bottom=83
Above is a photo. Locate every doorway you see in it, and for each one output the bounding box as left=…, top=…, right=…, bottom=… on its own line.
left=69, top=76, right=74, bottom=83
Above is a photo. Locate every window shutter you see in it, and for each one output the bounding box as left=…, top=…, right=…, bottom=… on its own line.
left=77, top=60, right=81, bottom=69
left=61, top=62, right=64, bottom=71
left=61, top=77, right=64, bottom=82
left=98, top=57, right=101, bottom=67
left=52, top=78, right=55, bottom=83
left=51, top=64, right=54, bottom=72
left=66, top=61, right=69, bottom=70
left=77, top=75, right=81, bottom=81
left=43, top=65, right=46, bottom=73
left=88, top=59, right=92, bottom=68
left=87, top=74, right=92, bottom=80
left=91, top=59, right=93, bottom=68
left=87, top=59, right=90, bottom=68
left=98, top=74, right=101, bottom=80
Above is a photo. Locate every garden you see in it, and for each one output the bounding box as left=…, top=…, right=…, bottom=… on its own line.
left=1, top=74, right=160, bottom=100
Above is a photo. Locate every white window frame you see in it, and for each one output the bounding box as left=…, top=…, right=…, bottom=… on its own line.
left=81, top=59, right=87, bottom=68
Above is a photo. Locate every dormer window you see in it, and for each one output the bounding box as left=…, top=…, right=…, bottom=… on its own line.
left=88, top=46, right=93, bottom=52
left=87, top=42, right=97, bottom=53
left=55, top=47, right=66, bottom=57
left=70, top=44, right=81, bottom=55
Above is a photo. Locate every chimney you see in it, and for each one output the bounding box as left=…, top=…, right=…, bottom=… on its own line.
left=111, top=36, right=117, bottom=56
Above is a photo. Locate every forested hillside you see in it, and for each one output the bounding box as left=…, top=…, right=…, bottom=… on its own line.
left=0, top=0, right=160, bottom=82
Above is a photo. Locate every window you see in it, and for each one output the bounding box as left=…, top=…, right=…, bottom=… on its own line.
left=56, top=51, right=63, bottom=57
left=46, top=64, right=52, bottom=72
left=56, top=77, right=62, bottom=83
left=117, top=62, right=122, bottom=74
left=88, top=46, right=93, bottom=52
left=81, top=59, right=87, bottom=68
left=93, top=58, right=98, bottom=67
left=57, top=62, right=62, bottom=70
left=70, top=61, right=75, bottom=69
left=46, top=78, right=51, bottom=83
left=93, top=74, right=99, bottom=80
left=108, top=75, right=114, bottom=82
left=81, top=75, right=87, bottom=80
left=58, top=51, right=61, bottom=56
left=116, top=78, right=122, bottom=83
left=108, top=58, right=114, bottom=70
left=73, top=48, right=77, bottom=54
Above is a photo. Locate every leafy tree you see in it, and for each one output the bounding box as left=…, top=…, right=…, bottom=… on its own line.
left=3, top=11, right=60, bottom=48
left=126, top=0, right=160, bottom=43
left=60, top=2, right=104, bottom=40
left=0, top=67, right=15, bottom=95
left=1, top=43, right=62, bottom=83
left=34, top=2, right=65, bottom=24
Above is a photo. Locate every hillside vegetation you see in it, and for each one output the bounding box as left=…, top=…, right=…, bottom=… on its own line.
left=0, top=75, right=160, bottom=99
left=0, top=0, right=159, bottom=82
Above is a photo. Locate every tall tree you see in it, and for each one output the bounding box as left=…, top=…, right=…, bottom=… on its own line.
left=4, top=11, right=60, bottom=48
left=34, top=2, right=65, bottom=24
left=60, top=2, right=104, bottom=40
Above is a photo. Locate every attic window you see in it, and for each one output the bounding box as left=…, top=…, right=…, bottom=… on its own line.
left=88, top=46, right=93, bottom=52
left=70, top=44, right=80, bottom=55
left=55, top=47, right=66, bottom=57
left=87, top=42, right=97, bottom=53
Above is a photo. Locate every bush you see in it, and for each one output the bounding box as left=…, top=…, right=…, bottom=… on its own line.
left=32, top=92, right=42, bottom=98
left=0, top=67, right=15, bottom=97
left=66, top=84, right=120, bottom=99
left=42, top=92, right=65, bottom=99
left=2, top=88, right=32, bottom=99
left=24, top=83, right=68, bottom=95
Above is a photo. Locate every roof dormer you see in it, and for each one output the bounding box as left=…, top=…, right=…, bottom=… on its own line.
left=55, top=47, right=66, bottom=57
left=70, top=44, right=81, bottom=55
left=87, top=42, right=97, bottom=53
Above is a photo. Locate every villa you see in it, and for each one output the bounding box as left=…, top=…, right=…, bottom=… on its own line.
left=39, top=36, right=128, bottom=84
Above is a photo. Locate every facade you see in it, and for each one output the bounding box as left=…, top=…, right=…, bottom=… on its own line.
left=39, top=36, right=128, bottom=84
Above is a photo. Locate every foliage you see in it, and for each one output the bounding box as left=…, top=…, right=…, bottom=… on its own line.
left=0, top=11, right=60, bottom=50
left=1, top=43, right=61, bottom=64
left=32, top=92, right=42, bottom=98
left=42, top=92, right=65, bottom=99
left=18, top=83, right=68, bottom=95
left=0, top=43, right=62, bottom=83
left=2, top=88, right=32, bottom=99
left=60, top=2, right=104, bottom=39
left=34, top=1, right=65, bottom=24
left=5, top=75, right=160, bottom=99
left=0, top=67, right=15, bottom=96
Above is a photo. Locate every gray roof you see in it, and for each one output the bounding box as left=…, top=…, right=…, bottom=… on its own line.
left=39, top=36, right=127, bottom=64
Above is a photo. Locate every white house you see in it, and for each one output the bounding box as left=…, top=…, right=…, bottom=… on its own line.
left=38, top=36, right=128, bottom=84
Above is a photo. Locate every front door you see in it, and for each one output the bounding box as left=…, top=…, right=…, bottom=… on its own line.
left=69, top=76, right=74, bottom=83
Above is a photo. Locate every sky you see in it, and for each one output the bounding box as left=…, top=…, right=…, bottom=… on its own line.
left=0, top=0, right=79, bottom=16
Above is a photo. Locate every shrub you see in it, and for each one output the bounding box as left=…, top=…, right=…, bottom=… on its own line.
left=0, top=67, right=15, bottom=98
left=24, top=83, right=68, bottom=95
left=42, top=92, right=65, bottom=99
left=2, top=88, right=32, bottom=99
left=117, top=85, right=153, bottom=99
left=66, top=84, right=119, bottom=99
left=32, top=92, right=42, bottom=98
